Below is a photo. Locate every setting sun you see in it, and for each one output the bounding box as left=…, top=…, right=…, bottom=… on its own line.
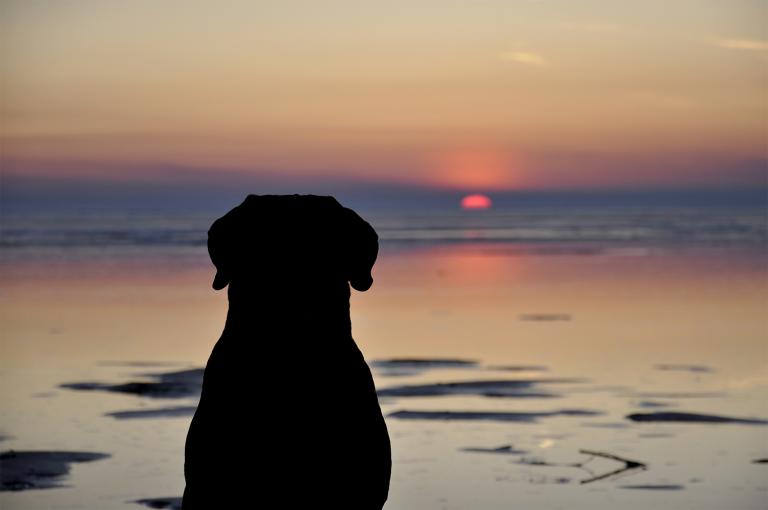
left=460, top=193, right=493, bottom=210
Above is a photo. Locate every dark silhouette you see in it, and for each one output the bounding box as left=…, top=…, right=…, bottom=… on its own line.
left=182, top=195, right=391, bottom=509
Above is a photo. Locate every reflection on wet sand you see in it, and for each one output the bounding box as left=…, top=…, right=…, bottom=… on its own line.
left=60, top=369, right=203, bottom=399
left=106, top=407, right=197, bottom=420
left=389, top=409, right=603, bottom=422
left=0, top=451, right=109, bottom=491
left=134, top=497, right=181, bottom=509
left=378, top=378, right=583, bottom=399
left=460, top=444, right=529, bottom=455
left=627, top=411, right=768, bottom=425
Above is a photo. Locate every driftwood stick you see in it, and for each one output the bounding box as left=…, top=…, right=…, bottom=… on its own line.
left=579, top=449, right=647, bottom=469
left=580, top=465, right=638, bottom=484
left=577, top=449, right=647, bottom=484
left=519, top=450, right=649, bottom=485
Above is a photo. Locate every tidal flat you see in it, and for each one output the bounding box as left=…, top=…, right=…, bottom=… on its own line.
left=2, top=209, right=766, bottom=509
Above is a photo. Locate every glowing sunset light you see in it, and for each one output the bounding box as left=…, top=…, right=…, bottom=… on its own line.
left=429, top=148, right=518, bottom=190
left=461, top=194, right=492, bottom=210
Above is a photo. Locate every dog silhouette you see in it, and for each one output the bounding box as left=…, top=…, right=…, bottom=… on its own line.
left=182, top=195, right=391, bottom=509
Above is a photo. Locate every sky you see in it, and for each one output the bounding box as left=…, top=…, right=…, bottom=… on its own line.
left=1, top=0, right=766, bottom=206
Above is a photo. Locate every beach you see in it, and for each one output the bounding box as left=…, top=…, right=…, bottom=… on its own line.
left=1, top=205, right=767, bottom=509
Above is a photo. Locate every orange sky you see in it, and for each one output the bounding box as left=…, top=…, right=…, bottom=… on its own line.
left=1, top=0, right=766, bottom=192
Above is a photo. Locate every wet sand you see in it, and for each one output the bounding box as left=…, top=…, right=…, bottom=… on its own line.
left=2, top=240, right=767, bottom=509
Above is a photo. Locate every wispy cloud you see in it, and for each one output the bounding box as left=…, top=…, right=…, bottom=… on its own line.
left=716, top=38, right=768, bottom=51
left=500, top=51, right=548, bottom=67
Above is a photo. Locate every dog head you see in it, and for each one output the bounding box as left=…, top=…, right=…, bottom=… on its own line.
left=207, top=195, right=378, bottom=292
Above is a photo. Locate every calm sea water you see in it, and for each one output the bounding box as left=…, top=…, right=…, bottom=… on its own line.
left=1, top=205, right=767, bottom=509
left=2, top=206, right=766, bottom=252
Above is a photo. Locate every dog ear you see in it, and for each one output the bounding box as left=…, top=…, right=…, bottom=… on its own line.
left=342, top=207, right=378, bottom=292
left=207, top=206, right=241, bottom=291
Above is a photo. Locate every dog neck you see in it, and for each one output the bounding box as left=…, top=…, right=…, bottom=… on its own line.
left=222, top=278, right=353, bottom=337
